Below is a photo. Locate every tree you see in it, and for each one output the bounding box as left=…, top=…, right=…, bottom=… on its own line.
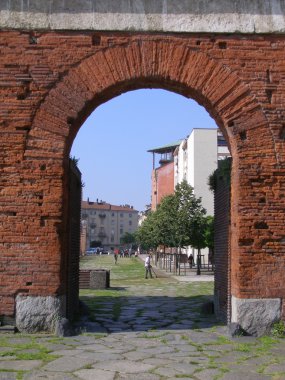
left=136, top=211, right=160, bottom=250
left=120, top=232, right=136, bottom=245
left=155, top=194, right=180, bottom=248
left=136, top=181, right=209, bottom=273
left=174, top=181, right=207, bottom=249
left=204, top=215, right=214, bottom=251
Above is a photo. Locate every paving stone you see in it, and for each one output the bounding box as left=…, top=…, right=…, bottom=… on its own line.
left=264, top=363, right=285, bottom=374
left=42, top=356, right=96, bottom=372
left=18, top=349, right=41, bottom=355
left=49, top=349, right=86, bottom=356
left=122, top=351, right=152, bottom=360
left=170, top=362, right=197, bottom=374
left=23, top=371, right=76, bottom=379
left=6, top=338, right=32, bottom=345
left=142, top=357, right=176, bottom=366
left=74, top=343, right=110, bottom=351
left=44, top=344, right=69, bottom=351
left=74, top=368, right=115, bottom=380
left=194, top=368, right=222, bottom=380
left=86, top=352, right=122, bottom=361
left=0, top=360, right=42, bottom=371
left=220, top=372, right=271, bottom=379
left=154, top=366, right=183, bottom=377
left=140, top=346, right=175, bottom=354
left=0, top=356, right=14, bottom=360
left=92, top=359, right=155, bottom=373
left=173, top=344, right=199, bottom=352
left=0, top=373, right=17, bottom=380
left=117, top=374, right=161, bottom=380
left=0, top=347, right=12, bottom=353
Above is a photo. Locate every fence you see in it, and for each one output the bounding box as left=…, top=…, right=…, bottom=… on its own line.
left=154, top=251, right=214, bottom=276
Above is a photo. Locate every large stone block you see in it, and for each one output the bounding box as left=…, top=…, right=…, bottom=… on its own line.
left=89, top=270, right=110, bottom=289
left=16, top=295, right=66, bottom=333
left=231, top=296, right=281, bottom=336
left=1, top=0, right=285, bottom=34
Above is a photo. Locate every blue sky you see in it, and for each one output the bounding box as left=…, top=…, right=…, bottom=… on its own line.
left=71, top=89, right=217, bottom=211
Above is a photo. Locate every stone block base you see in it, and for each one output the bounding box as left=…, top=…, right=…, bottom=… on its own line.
left=231, top=296, right=281, bottom=336
left=16, top=295, right=66, bottom=333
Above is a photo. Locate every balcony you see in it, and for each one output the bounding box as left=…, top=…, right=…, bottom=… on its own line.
left=99, top=213, right=106, bottom=218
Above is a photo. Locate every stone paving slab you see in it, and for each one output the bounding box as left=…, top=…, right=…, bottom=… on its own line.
left=195, top=368, right=223, bottom=379
left=220, top=372, right=271, bottom=379
left=23, top=372, right=77, bottom=380
left=264, top=363, right=285, bottom=374
left=42, top=356, right=96, bottom=372
left=0, top=373, right=17, bottom=380
left=117, top=374, right=161, bottom=380
left=0, top=360, right=42, bottom=371
left=92, top=359, right=155, bottom=373
left=74, top=368, right=115, bottom=380
left=1, top=260, right=285, bottom=380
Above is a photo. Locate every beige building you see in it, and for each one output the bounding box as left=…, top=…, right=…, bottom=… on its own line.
left=81, top=199, right=139, bottom=251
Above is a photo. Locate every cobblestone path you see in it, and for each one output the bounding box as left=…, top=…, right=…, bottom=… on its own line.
left=0, top=256, right=284, bottom=379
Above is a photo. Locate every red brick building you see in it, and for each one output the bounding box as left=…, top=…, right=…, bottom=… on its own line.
left=148, top=142, right=180, bottom=210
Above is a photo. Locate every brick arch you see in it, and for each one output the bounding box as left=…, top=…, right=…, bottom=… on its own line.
left=19, top=37, right=284, bottom=335
left=27, top=39, right=273, bottom=162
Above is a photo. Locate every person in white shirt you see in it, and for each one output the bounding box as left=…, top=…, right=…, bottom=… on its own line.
left=145, top=253, right=153, bottom=279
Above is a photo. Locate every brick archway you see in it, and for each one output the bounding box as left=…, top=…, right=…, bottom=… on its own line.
left=1, top=34, right=284, bottom=335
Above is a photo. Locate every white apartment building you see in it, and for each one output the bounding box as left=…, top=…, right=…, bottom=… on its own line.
left=174, top=128, right=230, bottom=216
left=81, top=199, right=139, bottom=251
left=174, top=128, right=230, bottom=263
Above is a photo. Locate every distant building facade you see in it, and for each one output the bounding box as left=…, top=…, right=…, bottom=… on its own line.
left=148, top=128, right=230, bottom=264
left=174, top=128, right=231, bottom=216
left=81, top=199, right=139, bottom=251
left=173, top=128, right=230, bottom=262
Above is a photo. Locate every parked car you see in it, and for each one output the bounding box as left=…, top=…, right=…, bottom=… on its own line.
left=86, top=248, right=96, bottom=255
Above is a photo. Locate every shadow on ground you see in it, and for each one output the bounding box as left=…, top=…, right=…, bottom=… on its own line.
left=77, top=293, right=219, bottom=334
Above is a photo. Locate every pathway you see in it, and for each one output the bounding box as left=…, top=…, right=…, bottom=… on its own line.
left=0, top=256, right=284, bottom=379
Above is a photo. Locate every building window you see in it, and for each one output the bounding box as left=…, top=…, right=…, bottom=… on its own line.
left=111, top=212, right=115, bottom=217
left=111, top=220, right=115, bottom=225
left=129, top=221, right=132, bottom=226
left=111, top=237, right=114, bottom=242
left=129, top=213, right=132, bottom=217
left=120, top=228, right=123, bottom=234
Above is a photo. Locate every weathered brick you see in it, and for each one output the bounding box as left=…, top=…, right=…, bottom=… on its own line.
left=0, top=32, right=285, bottom=322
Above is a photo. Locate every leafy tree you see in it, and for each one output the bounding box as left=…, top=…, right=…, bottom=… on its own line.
left=155, top=194, right=179, bottom=247
left=136, top=211, right=160, bottom=250
left=120, top=232, right=136, bottom=245
left=174, top=180, right=206, bottom=250
left=204, top=215, right=214, bottom=251
left=136, top=180, right=211, bottom=274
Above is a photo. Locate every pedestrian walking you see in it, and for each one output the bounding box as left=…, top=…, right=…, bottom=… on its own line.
left=145, top=253, right=153, bottom=279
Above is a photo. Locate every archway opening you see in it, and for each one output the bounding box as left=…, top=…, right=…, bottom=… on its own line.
left=68, top=88, right=230, bottom=331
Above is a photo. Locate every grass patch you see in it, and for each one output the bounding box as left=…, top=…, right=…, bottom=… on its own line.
left=0, top=337, right=59, bottom=363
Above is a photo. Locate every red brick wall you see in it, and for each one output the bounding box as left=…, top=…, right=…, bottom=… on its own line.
left=0, top=31, right=285, bottom=319
left=214, top=167, right=231, bottom=323
left=151, top=162, right=174, bottom=210
left=66, top=159, right=81, bottom=320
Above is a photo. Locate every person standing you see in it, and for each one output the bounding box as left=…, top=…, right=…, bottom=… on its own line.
left=114, top=248, right=119, bottom=264
left=145, top=253, right=153, bottom=279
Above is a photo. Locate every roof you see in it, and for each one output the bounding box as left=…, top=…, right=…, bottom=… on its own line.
left=81, top=200, right=138, bottom=212
left=147, top=140, right=182, bottom=154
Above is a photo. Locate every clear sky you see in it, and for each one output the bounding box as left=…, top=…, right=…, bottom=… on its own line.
left=70, top=89, right=217, bottom=212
